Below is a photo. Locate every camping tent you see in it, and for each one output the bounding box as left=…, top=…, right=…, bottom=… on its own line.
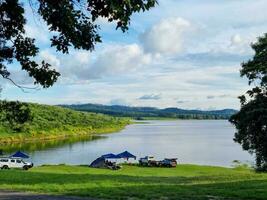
left=10, top=151, right=29, bottom=159
left=90, top=157, right=106, bottom=168
left=117, top=151, right=136, bottom=160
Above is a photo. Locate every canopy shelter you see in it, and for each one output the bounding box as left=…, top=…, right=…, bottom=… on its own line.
left=101, top=153, right=121, bottom=159
left=117, top=151, right=136, bottom=160
left=10, top=151, right=29, bottom=159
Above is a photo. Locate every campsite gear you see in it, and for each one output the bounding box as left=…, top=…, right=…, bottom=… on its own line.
left=90, top=155, right=121, bottom=170
left=105, top=160, right=121, bottom=170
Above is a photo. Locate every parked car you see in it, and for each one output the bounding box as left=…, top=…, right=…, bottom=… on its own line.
left=0, top=157, right=33, bottom=170
left=139, top=156, right=156, bottom=166
left=159, top=158, right=178, bottom=167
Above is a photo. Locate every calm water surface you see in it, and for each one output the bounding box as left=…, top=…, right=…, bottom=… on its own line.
left=7, top=120, right=254, bottom=167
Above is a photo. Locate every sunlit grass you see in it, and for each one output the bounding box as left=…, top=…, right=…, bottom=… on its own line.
left=0, top=164, right=266, bottom=199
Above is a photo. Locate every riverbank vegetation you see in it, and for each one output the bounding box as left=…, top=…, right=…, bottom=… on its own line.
left=0, top=101, right=130, bottom=143
left=0, top=164, right=266, bottom=199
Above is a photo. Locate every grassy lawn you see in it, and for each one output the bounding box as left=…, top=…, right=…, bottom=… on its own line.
left=0, top=164, right=267, bottom=199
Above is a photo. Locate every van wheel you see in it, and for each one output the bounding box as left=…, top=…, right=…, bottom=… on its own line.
left=2, top=165, right=9, bottom=170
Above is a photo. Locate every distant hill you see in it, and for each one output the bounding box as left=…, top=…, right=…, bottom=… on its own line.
left=60, top=103, right=237, bottom=120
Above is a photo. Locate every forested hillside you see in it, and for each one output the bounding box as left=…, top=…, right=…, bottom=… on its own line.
left=61, top=103, right=237, bottom=119
left=0, top=101, right=130, bottom=143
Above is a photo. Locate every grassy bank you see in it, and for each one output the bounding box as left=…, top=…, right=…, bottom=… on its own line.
left=0, top=165, right=266, bottom=199
left=0, top=102, right=130, bottom=144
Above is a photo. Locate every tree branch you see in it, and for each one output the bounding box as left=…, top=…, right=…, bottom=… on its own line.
left=1, top=75, right=40, bottom=93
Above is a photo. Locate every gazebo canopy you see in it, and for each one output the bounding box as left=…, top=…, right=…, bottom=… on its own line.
left=117, top=151, right=136, bottom=159
left=11, top=151, right=29, bottom=159
left=101, top=153, right=120, bottom=159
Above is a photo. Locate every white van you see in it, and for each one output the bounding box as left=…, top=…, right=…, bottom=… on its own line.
left=0, top=157, right=33, bottom=170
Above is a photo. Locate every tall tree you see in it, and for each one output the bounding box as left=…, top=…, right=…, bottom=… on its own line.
left=0, top=0, right=157, bottom=88
left=230, top=33, right=267, bottom=171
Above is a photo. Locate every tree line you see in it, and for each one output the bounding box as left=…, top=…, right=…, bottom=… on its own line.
left=61, top=104, right=237, bottom=120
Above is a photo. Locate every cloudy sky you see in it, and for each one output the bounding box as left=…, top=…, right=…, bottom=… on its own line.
left=1, top=0, right=267, bottom=109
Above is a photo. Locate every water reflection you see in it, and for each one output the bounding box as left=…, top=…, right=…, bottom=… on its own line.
left=0, top=135, right=105, bottom=154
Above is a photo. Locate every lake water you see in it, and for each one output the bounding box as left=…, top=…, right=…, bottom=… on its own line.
left=4, top=120, right=253, bottom=167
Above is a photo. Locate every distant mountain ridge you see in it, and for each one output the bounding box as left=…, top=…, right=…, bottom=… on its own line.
left=60, top=103, right=237, bottom=120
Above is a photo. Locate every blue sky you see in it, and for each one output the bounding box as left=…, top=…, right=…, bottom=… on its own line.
left=1, top=0, right=267, bottom=109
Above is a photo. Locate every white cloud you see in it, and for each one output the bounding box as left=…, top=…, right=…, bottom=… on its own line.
left=91, top=44, right=151, bottom=76
left=59, top=43, right=152, bottom=81
left=139, top=94, right=161, bottom=100
left=140, top=17, right=191, bottom=55
left=25, top=25, right=49, bottom=44
left=207, top=94, right=232, bottom=100
left=74, top=51, right=90, bottom=64
left=200, top=33, right=254, bottom=58
left=28, top=43, right=154, bottom=85
left=231, top=34, right=243, bottom=46
left=177, top=100, right=189, bottom=104
left=39, top=50, right=60, bottom=70
left=228, top=34, right=254, bottom=55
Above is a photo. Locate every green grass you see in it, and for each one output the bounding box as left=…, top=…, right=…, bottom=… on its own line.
left=0, top=164, right=267, bottom=199
left=0, top=102, right=130, bottom=143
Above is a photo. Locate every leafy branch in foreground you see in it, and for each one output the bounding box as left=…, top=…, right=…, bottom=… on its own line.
left=230, top=33, right=267, bottom=171
left=0, top=0, right=157, bottom=88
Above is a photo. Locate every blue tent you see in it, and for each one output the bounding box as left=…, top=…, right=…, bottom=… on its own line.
left=11, top=151, right=29, bottom=159
left=90, top=157, right=105, bottom=168
left=117, top=151, right=136, bottom=159
left=101, top=153, right=120, bottom=159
